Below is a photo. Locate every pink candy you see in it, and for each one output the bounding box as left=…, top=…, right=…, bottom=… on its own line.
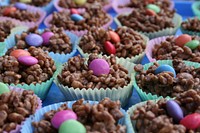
left=89, top=59, right=110, bottom=76
left=41, top=31, right=54, bottom=45
left=18, top=56, right=38, bottom=66
left=51, top=110, right=77, bottom=129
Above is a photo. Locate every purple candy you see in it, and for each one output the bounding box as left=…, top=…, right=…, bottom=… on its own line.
left=25, top=34, right=43, bottom=47
left=41, top=31, right=54, bottom=45
left=166, top=100, right=184, bottom=123
left=14, top=2, right=27, bottom=10
left=18, top=56, right=38, bottom=66
left=51, top=110, right=77, bottom=129
left=89, top=59, right=110, bottom=76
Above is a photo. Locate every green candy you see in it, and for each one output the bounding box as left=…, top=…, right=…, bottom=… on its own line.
left=146, top=4, right=161, bottom=13
left=185, top=40, right=200, bottom=50
left=59, top=120, right=86, bottom=133
left=20, top=0, right=32, bottom=3
left=0, top=82, right=10, bottom=95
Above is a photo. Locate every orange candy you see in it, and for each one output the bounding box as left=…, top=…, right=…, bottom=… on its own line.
left=10, top=49, right=31, bottom=58
left=146, top=9, right=156, bottom=16
left=3, top=7, right=17, bottom=16
left=175, top=34, right=192, bottom=47
left=108, top=31, right=120, bottom=43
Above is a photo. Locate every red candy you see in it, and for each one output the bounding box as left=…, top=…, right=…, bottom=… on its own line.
left=146, top=9, right=156, bottom=16
left=108, top=31, right=120, bottom=43
left=104, top=41, right=116, bottom=55
left=175, top=34, right=192, bottom=47
left=70, top=8, right=79, bottom=14
left=10, top=49, right=31, bottom=58
left=148, top=0, right=155, bottom=3
left=3, top=7, right=17, bottom=16
left=180, top=113, right=200, bottom=130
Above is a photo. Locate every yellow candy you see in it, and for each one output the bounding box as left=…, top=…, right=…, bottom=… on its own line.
left=74, top=0, right=87, bottom=5
left=20, top=0, right=32, bottom=3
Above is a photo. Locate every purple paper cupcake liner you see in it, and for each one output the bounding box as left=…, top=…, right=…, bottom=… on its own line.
left=145, top=35, right=178, bottom=62
left=3, top=86, right=42, bottom=133
left=1, top=4, right=46, bottom=28
left=54, top=0, right=112, bottom=12
left=112, top=0, right=174, bottom=14
left=44, top=13, right=113, bottom=37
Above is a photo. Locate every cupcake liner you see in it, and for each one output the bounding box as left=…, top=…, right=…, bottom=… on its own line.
left=44, top=13, right=113, bottom=37
left=180, top=27, right=200, bottom=36
left=145, top=36, right=172, bottom=62
left=126, top=100, right=155, bottom=133
left=77, top=30, right=149, bottom=64
left=3, top=86, right=42, bottom=133
left=54, top=0, right=112, bottom=12
left=8, top=62, right=62, bottom=100
left=114, top=13, right=182, bottom=39
left=40, top=0, right=56, bottom=15
left=192, top=2, right=200, bottom=17
left=48, top=31, right=79, bottom=63
left=53, top=0, right=85, bottom=13
left=54, top=56, right=135, bottom=107
left=1, top=4, right=46, bottom=28
left=112, top=0, right=174, bottom=14
left=133, top=60, right=200, bottom=101
left=0, top=17, right=28, bottom=54
left=20, top=100, right=127, bottom=133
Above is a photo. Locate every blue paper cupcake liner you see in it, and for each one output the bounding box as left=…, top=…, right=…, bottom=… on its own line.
left=5, top=28, right=78, bottom=64
left=20, top=100, right=128, bottom=133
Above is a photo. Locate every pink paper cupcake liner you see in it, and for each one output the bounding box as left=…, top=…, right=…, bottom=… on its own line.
left=44, top=13, right=113, bottom=37
left=112, top=0, right=174, bottom=14
left=145, top=35, right=178, bottom=62
left=1, top=5, right=46, bottom=28
left=54, top=0, right=112, bottom=12
left=3, top=86, right=42, bottom=133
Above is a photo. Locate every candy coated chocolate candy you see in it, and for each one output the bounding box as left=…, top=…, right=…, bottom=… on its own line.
left=3, top=7, right=17, bottom=16
left=185, top=40, right=200, bottom=50
left=41, top=32, right=54, bottom=45
left=25, top=34, right=43, bottom=47
left=108, top=31, right=120, bottom=43
left=71, top=14, right=84, bottom=22
left=166, top=100, right=184, bottom=123
left=19, top=0, right=32, bottom=3
left=73, top=0, right=87, bottom=6
left=89, top=59, right=110, bottom=76
left=51, top=110, right=77, bottom=129
left=148, top=0, right=155, bottom=3
left=146, top=9, right=156, bottom=16
left=146, top=4, right=160, bottom=13
left=0, top=82, right=10, bottom=95
left=104, top=41, right=116, bottom=55
left=70, top=8, right=79, bottom=14
left=180, top=113, right=200, bottom=130
left=155, top=64, right=176, bottom=77
left=18, top=56, right=38, bottom=66
left=10, top=49, right=31, bottom=58
left=59, top=120, right=86, bottom=133
left=14, top=2, right=27, bottom=10
left=175, top=34, right=192, bottom=47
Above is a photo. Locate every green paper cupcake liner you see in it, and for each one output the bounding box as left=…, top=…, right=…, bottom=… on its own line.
left=192, top=2, right=200, bottom=17
left=0, top=26, right=28, bottom=56
left=133, top=60, right=200, bottom=101
left=8, top=62, right=62, bottom=100
left=180, top=27, right=200, bottom=36
left=54, top=56, right=135, bottom=107
left=114, top=13, right=182, bottom=39
left=77, top=29, right=149, bottom=64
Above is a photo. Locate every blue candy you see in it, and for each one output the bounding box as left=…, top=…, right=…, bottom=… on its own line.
left=155, top=64, right=176, bottom=77
left=25, top=34, right=43, bottom=47
left=166, top=100, right=184, bottom=123
left=14, top=2, right=27, bottom=10
left=71, top=14, right=84, bottom=22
